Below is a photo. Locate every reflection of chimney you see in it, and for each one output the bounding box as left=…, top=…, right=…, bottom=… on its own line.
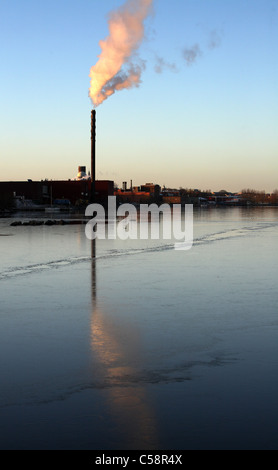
left=91, top=239, right=96, bottom=305
left=91, top=110, right=96, bottom=202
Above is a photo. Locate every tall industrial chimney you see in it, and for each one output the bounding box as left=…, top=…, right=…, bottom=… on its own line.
left=91, top=110, right=96, bottom=202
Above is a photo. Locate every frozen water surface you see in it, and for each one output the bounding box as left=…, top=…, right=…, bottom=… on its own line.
left=0, top=207, right=278, bottom=449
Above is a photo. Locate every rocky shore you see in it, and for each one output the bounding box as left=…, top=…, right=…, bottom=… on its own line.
left=10, top=219, right=86, bottom=227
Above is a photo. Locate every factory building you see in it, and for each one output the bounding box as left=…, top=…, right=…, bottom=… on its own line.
left=114, top=182, right=162, bottom=203
left=0, top=170, right=114, bottom=208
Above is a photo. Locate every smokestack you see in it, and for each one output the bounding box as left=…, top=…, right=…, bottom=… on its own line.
left=91, top=110, right=96, bottom=202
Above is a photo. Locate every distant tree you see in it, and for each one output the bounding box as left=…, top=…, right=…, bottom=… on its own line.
left=241, top=189, right=269, bottom=204
left=270, top=189, right=278, bottom=205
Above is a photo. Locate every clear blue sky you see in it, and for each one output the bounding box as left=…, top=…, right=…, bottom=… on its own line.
left=0, top=0, right=277, bottom=192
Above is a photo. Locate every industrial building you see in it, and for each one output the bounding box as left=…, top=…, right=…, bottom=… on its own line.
left=115, top=182, right=162, bottom=203
left=0, top=175, right=114, bottom=208
left=0, top=110, right=114, bottom=210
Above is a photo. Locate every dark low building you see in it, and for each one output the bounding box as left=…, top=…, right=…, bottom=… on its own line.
left=0, top=179, right=114, bottom=207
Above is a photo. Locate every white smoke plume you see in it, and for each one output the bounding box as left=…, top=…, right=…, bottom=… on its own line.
left=89, top=0, right=153, bottom=107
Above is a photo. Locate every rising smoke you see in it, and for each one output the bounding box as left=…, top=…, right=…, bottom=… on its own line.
left=89, top=0, right=153, bottom=107
left=182, top=31, right=222, bottom=67
left=182, top=44, right=202, bottom=67
left=154, top=56, right=177, bottom=74
left=89, top=1, right=223, bottom=105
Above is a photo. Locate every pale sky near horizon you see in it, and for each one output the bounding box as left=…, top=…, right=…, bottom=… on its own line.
left=0, top=0, right=277, bottom=192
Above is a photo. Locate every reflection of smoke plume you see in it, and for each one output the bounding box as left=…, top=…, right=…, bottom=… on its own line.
left=182, top=44, right=202, bottom=66
left=89, top=0, right=153, bottom=107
